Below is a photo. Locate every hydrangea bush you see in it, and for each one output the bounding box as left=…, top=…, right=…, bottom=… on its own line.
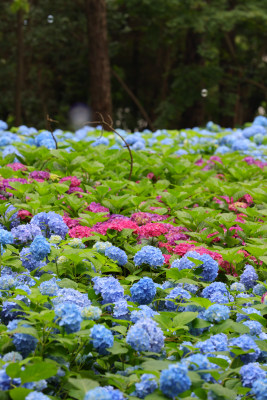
left=0, top=117, right=267, bottom=399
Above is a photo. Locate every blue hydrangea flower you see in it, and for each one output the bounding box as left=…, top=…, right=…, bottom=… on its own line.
left=178, top=251, right=218, bottom=282
left=7, top=319, right=38, bottom=357
left=30, top=211, right=68, bottom=238
left=240, top=363, right=266, bottom=388
left=252, top=378, right=267, bottom=400
left=25, top=392, right=50, bottom=400
left=202, top=282, right=229, bottom=298
left=54, top=302, right=82, bottom=334
left=0, top=229, right=14, bottom=245
left=183, top=353, right=216, bottom=382
left=1, top=300, right=24, bottom=324
left=0, top=368, right=11, bottom=390
left=196, top=334, right=229, bottom=355
left=113, top=299, right=129, bottom=319
left=126, top=318, right=164, bottom=353
left=2, top=351, right=23, bottom=362
left=130, top=277, right=156, bottom=305
left=236, top=307, right=261, bottom=322
left=81, top=306, right=102, bottom=320
left=84, top=386, right=124, bottom=400
left=130, top=305, right=159, bottom=323
left=105, top=245, right=127, bottom=266
left=92, top=276, right=124, bottom=304
left=11, top=224, right=41, bottom=243
left=243, top=320, right=262, bottom=336
left=0, top=274, right=15, bottom=290
left=52, top=288, right=91, bottom=309
left=93, top=241, right=112, bottom=254
left=134, top=246, right=164, bottom=268
left=230, top=282, right=246, bottom=292
left=253, top=284, right=267, bottom=297
left=134, top=374, right=158, bottom=398
left=39, top=277, right=59, bottom=296
left=203, top=304, right=230, bottom=323
left=177, top=282, right=198, bottom=294
left=165, top=287, right=191, bottom=311
left=29, top=235, right=51, bottom=261
left=20, top=247, right=45, bottom=271
left=159, top=363, right=191, bottom=398
left=90, top=324, right=114, bottom=354
left=170, top=259, right=180, bottom=268
left=240, top=264, right=258, bottom=289
left=230, top=334, right=260, bottom=363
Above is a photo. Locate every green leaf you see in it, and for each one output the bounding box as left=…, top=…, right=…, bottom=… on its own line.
left=68, top=378, right=99, bottom=400
left=206, top=383, right=237, bottom=400
left=58, top=278, right=78, bottom=289
left=173, top=312, right=198, bottom=327
left=9, top=388, right=32, bottom=400
left=20, top=362, right=58, bottom=384
left=142, top=359, right=172, bottom=371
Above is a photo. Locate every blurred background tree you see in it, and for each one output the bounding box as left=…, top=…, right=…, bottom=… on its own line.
left=1, top=0, right=267, bottom=130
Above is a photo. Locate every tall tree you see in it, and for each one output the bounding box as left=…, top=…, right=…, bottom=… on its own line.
left=85, top=0, right=112, bottom=125
left=15, top=8, right=24, bottom=126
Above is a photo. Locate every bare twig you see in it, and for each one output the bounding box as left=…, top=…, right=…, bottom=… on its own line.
left=84, top=113, right=133, bottom=180
left=46, top=114, right=58, bottom=149
left=111, top=69, right=154, bottom=131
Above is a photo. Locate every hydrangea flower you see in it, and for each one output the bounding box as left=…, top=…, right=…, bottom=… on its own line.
left=252, top=378, right=267, bottom=400
left=93, top=241, right=112, bottom=254
left=134, top=246, right=164, bottom=268
left=178, top=251, right=218, bottom=282
left=196, top=333, right=229, bottom=354
left=230, top=334, right=260, bottom=363
left=183, top=353, right=216, bottom=382
left=0, top=274, right=15, bottom=290
left=240, top=264, right=258, bottom=289
left=29, top=235, right=51, bottom=261
left=105, top=245, right=128, bottom=266
left=39, top=277, right=59, bottom=296
left=20, top=247, right=45, bottom=271
left=84, top=386, right=124, bottom=400
left=159, top=363, right=191, bottom=398
left=130, top=305, right=159, bottom=323
left=7, top=319, right=38, bottom=357
left=130, top=277, right=156, bottom=305
left=11, top=224, right=41, bottom=243
left=0, top=229, right=14, bottom=245
left=31, top=211, right=68, bottom=238
left=203, top=304, right=230, bottom=323
left=240, top=363, right=266, bottom=387
left=134, top=374, right=158, bottom=398
left=253, top=284, right=267, bottom=297
left=92, top=276, right=124, bottom=304
left=243, top=320, right=262, bottom=336
left=165, top=287, right=191, bottom=311
left=25, top=392, right=50, bottom=400
left=54, top=302, right=82, bottom=333
left=202, top=282, right=229, bottom=299
left=2, top=351, right=23, bottom=362
left=90, top=324, right=114, bottom=354
left=113, top=299, right=129, bottom=319
left=53, top=288, right=91, bottom=309
left=126, top=318, right=164, bottom=353
left=236, top=307, right=261, bottom=322
left=81, top=306, right=102, bottom=320
left=230, top=282, right=246, bottom=292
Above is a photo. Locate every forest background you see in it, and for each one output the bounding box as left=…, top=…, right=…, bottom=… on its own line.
left=1, top=0, right=267, bottom=131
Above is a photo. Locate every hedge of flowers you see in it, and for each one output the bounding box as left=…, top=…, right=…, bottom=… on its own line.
left=0, top=116, right=267, bottom=400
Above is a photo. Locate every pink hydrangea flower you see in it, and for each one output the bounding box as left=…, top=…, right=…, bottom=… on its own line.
left=7, top=162, right=27, bottom=171
left=59, top=176, right=81, bottom=187
left=68, top=225, right=93, bottom=238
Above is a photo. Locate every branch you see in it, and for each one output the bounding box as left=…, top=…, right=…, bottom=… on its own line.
left=111, top=69, right=154, bottom=131
left=46, top=114, right=58, bottom=149
left=84, top=114, right=133, bottom=180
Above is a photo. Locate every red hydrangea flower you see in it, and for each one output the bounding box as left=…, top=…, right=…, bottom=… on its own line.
left=7, top=162, right=27, bottom=171
left=93, top=219, right=139, bottom=235
left=131, top=212, right=167, bottom=226
left=18, top=210, right=33, bottom=220
left=59, top=176, right=81, bottom=187
left=138, top=223, right=169, bottom=238
left=86, top=202, right=110, bottom=215
left=68, top=225, right=93, bottom=238
left=63, top=216, right=81, bottom=229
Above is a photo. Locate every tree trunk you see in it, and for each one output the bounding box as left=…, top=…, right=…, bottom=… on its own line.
left=85, top=0, right=112, bottom=127
left=15, top=9, right=24, bottom=126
